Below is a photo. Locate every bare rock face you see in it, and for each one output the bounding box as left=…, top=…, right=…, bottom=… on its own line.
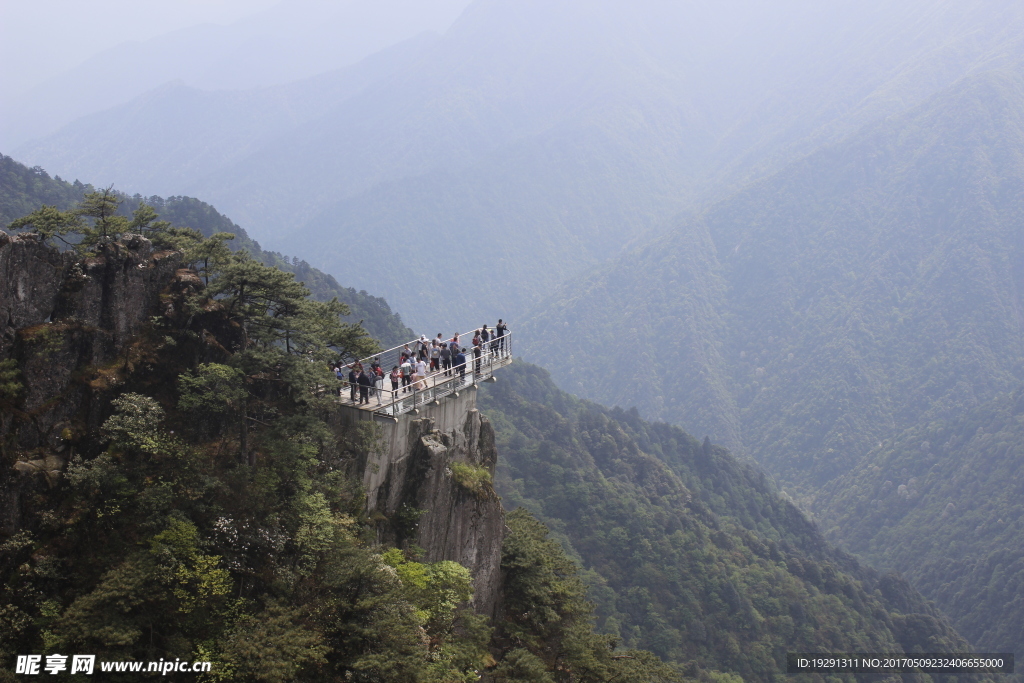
left=0, top=231, right=182, bottom=534
left=0, top=231, right=69, bottom=359
left=364, top=407, right=506, bottom=619
left=410, top=410, right=504, bottom=619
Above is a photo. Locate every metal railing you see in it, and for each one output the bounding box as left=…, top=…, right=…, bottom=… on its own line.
left=336, top=330, right=512, bottom=418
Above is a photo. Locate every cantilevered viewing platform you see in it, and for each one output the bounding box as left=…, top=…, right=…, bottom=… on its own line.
left=336, top=331, right=513, bottom=421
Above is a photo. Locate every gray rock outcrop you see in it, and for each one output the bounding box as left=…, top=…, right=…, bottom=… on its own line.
left=341, top=398, right=507, bottom=619
left=0, top=231, right=181, bottom=533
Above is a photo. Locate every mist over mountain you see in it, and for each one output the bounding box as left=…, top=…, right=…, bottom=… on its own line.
left=521, top=66, right=1024, bottom=652
left=479, top=363, right=979, bottom=675
left=818, top=388, right=1024, bottom=652
left=15, top=0, right=1024, bottom=332
left=7, top=0, right=1024, bottom=663
left=0, top=155, right=413, bottom=348
left=0, top=0, right=472, bottom=150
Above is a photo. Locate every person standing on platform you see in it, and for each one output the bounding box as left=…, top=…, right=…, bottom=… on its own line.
left=357, top=368, right=373, bottom=405
left=401, top=357, right=413, bottom=392
left=374, top=364, right=384, bottom=402
left=410, top=360, right=421, bottom=393
left=430, top=340, right=441, bottom=373
left=390, top=366, right=401, bottom=395
left=348, top=364, right=359, bottom=402
left=455, top=347, right=467, bottom=380
left=440, top=342, right=452, bottom=376
left=415, top=357, right=428, bottom=390
left=496, top=319, right=508, bottom=356
left=369, top=358, right=381, bottom=399
left=481, top=325, right=492, bottom=368
left=472, top=330, right=482, bottom=374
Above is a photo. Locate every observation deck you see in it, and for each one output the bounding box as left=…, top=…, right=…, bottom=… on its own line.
left=336, top=331, right=513, bottom=421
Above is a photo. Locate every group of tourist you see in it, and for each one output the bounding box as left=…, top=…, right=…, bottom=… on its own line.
left=330, top=320, right=509, bottom=406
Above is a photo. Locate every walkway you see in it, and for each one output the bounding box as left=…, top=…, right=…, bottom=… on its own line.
left=337, top=331, right=513, bottom=418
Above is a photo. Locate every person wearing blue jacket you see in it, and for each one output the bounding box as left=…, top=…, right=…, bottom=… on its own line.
left=454, top=348, right=467, bottom=380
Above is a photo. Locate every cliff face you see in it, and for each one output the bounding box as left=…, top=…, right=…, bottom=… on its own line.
left=0, top=231, right=182, bottom=534
left=336, top=390, right=506, bottom=619
left=2, top=231, right=506, bottom=621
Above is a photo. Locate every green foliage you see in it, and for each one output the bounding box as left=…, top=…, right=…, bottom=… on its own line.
left=6, top=204, right=82, bottom=241
left=450, top=461, right=493, bottom=499
left=5, top=185, right=174, bottom=253
left=819, top=388, right=1024, bottom=653
left=149, top=518, right=232, bottom=614
left=218, top=603, right=328, bottom=683
left=481, top=363, right=981, bottom=679
left=178, top=363, right=247, bottom=416
left=210, top=253, right=376, bottom=366
left=0, top=154, right=413, bottom=347
left=500, top=508, right=593, bottom=650
left=0, top=201, right=479, bottom=681
left=492, top=648, right=554, bottom=682
left=519, top=69, right=1024, bottom=659
left=0, top=359, right=22, bottom=403
left=76, top=187, right=127, bottom=241
left=102, top=392, right=167, bottom=454
left=499, top=508, right=682, bottom=683
left=381, top=549, right=474, bottom=633
left=128, top=201, right=171, bottom=236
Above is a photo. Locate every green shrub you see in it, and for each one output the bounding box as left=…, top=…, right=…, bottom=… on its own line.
left=450, top=462, right=492, bottom=498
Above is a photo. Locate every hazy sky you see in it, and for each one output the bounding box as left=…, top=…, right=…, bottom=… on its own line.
left=0, top=0, right=282, bottom=94
left=0, top=0, right=471, bottom=96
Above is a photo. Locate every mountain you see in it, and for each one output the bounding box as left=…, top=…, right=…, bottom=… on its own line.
left=818, top=389, right=1024, bottom=653
left=15, top=0, right=1024, bottom=331
left=0, top=0, right=473, bottom=150
left=1, top=154, right=1001, bottom=680
left=479, top=363, right=983, bottom=678
left=0, top=155, right=412, bottom=347
left=520, top=67, right=1024, bottom=652
left=0, top=225, right=689, bottom=681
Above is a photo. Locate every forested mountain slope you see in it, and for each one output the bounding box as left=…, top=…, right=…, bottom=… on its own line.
left=817, top=389, right=1024, bottom=653
left=0, top=164, right=997, bottom=680
left=478, top=363, right=981, bottom=679
left=520, top=67, right=1024, bottom=654
left=15, top=0, right=1024, bottom=331
left=0, top=155, right=412, bottom=347
left=0, top=219, right=679, bottom=681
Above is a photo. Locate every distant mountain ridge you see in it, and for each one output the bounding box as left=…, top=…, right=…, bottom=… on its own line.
left=520, top=66, right=1024, bottom=653
left=0, top=155, right=413, bottom=347
left=15, top=0, right=1024, bottom=331
left=0, top=0, right=473, bottom=149
left=479, top=363, right=983, bottom=677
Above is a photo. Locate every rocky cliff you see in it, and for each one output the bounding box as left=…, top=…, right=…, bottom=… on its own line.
left=1, top=231, right=506, bottom=620
left=334, top=389, right=506, bottom=619
left=0, top=231, right=182, bottom=534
